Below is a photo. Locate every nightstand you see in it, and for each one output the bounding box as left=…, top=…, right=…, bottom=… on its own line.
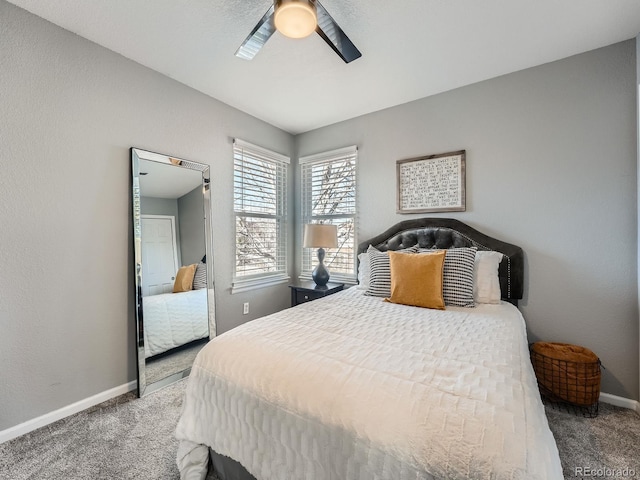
left=289, top=281, right=344, bottom=307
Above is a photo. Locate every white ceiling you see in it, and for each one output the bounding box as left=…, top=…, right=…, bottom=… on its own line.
left=8, top=0, right=640, bottom=134
left=139, top=159, right=203, bottom=199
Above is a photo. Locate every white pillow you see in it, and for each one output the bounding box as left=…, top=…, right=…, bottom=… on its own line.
left=356, top=252, right=370, bottom=290
left=474, top=251, right=503, bottom=304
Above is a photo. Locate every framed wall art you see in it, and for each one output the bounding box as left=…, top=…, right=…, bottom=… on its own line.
left=396, top=150, right=466, bottom=214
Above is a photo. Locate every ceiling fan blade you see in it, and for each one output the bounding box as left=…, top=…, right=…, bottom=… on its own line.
left=235, top=5, right=276, bottom=60
left=315, top=0, right=362, bottom=63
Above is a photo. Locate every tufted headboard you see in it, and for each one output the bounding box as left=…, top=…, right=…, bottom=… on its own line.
left=357, top=218, right=524, bottom=304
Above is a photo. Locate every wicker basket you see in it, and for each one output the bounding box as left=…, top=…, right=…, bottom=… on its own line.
left=530, top=342, right=601, bottom=408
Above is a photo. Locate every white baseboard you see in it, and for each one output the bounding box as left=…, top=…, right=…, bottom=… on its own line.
left=0, top=380, right=137, bottom=445
left=1, top=383, right=636, bottom=445
left=599, top=392, right=640, bottom=413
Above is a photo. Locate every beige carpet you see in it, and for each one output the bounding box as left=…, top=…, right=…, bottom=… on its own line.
left=1, top=380, right=638, bottom=479
left=145, top=340, right=207, bottom=385
left=545, top=402, right=640, bottom=479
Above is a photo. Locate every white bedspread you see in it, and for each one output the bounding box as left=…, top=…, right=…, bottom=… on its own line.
left=176, top=288, right=563, bottom=480
left=143, top=289, right=209, bottom=358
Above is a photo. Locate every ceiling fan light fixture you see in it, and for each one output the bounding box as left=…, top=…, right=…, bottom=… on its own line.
left=274, top=0, right=317, bottom=39
left=236, top=0, right=361, bottom=63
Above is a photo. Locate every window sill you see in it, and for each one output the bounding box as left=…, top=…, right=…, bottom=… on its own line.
left=298, top=273, right=357, bottom=286
left=232, top=274, right=290, bottom=294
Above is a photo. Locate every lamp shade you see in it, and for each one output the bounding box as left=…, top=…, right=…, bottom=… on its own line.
left=274, top=0, right=317, bottom=39
left=303, top=224, right=338, bottom=248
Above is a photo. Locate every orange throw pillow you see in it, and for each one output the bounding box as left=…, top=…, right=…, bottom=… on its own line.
left=173, top=264, right=197, bottom=293
left=385, top=250, right=446, bottom=309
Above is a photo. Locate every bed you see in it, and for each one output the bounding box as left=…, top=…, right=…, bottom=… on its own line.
left=175, top=218, right=563, bottom=480
left=142, top=288, right=209, bottom=358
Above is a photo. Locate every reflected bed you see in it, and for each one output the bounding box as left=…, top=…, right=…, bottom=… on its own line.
left=143, top=289, right=209, bottom=358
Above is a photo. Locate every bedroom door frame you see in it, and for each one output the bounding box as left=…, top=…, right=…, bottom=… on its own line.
left=140, top=214, right=180, bottom=296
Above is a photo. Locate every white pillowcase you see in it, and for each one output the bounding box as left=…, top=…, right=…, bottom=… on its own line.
left=474, top=251, right=504, bottom=304
left=356, top=252, right=370, bottom=290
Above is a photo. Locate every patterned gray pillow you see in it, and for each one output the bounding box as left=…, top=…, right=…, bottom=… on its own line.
left=419, top=247, right=477, bottom=307
left=192, top=262, right=207, bottom=290
left=364, top=245, right=418, bottom=298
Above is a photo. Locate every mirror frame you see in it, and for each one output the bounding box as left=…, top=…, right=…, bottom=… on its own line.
left=131, top=147, right=214, bottom=397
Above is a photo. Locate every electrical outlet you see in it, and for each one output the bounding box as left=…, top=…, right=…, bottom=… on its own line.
left=243, top=302, right=249, bottom=315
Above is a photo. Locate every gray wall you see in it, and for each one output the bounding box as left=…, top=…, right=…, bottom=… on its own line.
left=178, top=186, right=205, bottom=266
left=141, top=190, right=207, bottom=268
left=0, top=1, right=293, bottom=432
left=141, top=197, right=179, bottom=218
left=637, top=34, right=640, bottom=402
left=1, top=0, right=637, bottom=436
left=296, top=41, right=639, bottom=400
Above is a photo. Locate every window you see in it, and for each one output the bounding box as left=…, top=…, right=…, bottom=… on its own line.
left=233, top=139, right=289, bottom=293
left=300, top=146, right=357, bottom=282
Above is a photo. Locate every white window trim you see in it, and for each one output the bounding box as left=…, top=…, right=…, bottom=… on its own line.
left=234, top=138, right=290, bottom=165
left=231, top=273, right=290, bottom=294
left=299, top=145, right=357, bottom=164
left=299, top=145, right=358, bottom=283
left=232, top=139, right=289, bottom=293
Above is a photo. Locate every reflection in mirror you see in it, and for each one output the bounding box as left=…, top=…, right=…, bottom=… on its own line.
left=131, top=148, right=214, bottom=397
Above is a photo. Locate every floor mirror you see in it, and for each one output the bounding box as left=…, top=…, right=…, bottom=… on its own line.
left=131, top=148, right=215, bottom=397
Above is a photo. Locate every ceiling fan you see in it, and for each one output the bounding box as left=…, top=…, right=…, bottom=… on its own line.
left=235, top=0, right=362, bottom=63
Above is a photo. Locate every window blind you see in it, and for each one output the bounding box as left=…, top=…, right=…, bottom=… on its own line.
left=300, top=146, right=357, bottom=280
left=233, top=140, right=288, bottom=283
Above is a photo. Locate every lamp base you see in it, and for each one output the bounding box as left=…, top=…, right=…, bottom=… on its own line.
left=312, top=265, right=330, bottom=287
left=312, top=247, right=330, bottom=286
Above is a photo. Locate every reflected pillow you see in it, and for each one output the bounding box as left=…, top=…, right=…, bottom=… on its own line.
left=385, top=250, right=446, bottom=310
left=193, top=262, right=207, bottom=290
left=474, top=250, right=504, bottom=304
left=173, top=264, right=197, bottom=293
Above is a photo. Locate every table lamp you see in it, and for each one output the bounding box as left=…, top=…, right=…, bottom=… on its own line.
left=303, top=224, right=338, bottom=287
